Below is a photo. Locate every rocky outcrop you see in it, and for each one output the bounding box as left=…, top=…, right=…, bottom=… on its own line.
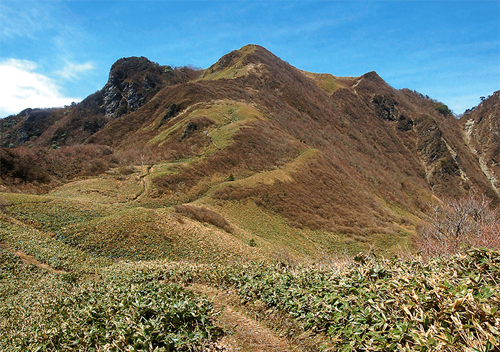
left=462, top=91, right=500, bottom=197
left=102, top=57, right=166, bottom=118
left=3, top=108, right=58, bottom=147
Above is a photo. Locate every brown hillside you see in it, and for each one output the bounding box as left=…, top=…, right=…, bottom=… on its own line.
left=0, top=57, right=198, bottom=149
left=1, top=44, right=498, bottom=237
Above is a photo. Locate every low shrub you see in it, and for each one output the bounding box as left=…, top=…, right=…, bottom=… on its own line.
left=1, top=276, right=222, bottom=351
left=174, top=204, right=234, bottom=233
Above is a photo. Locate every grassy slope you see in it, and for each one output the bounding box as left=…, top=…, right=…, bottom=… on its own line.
left=0, top=165, right=498, bottom=350
left=1, top=197, right=498, bottom=350
left=0, top=161, right=399, bottom=267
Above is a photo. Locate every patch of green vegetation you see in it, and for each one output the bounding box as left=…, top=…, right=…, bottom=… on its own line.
left=212, top=200, right=342, bottom=260
left=62, top=207, right=176, bottom=260
left=1, top=192, right=53, bottom=205
left=433, top=101, right=452, bottom=116
left=49, top=176, right=143, bottom=203
left=147, top=117, right=190, bottom=146
left=0, top=251, right=222, bottom=351
left=199, top=44, right=257, bottom=81
left=6, top=197, right=109, bottom=234
left=301, top=71, right=356, bottom=94
left=310, top=73, right=341, bottom=93
left=156, top=249, right=500, bottom=351
left=147, top=100, right=262, bottom=151
left=0, top=213, right=111, bottom=272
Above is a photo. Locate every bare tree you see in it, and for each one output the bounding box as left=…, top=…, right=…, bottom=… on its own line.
left=417, top=193, right=499, bottom=258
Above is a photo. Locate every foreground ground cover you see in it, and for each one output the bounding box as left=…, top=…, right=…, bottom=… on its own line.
left=122, top=249, right=500, bottom=351
left=1, top=229, right=498, bottom=351
left=0, top=247, right=222, bottom=351
left=0, top=185, right=498, bottom=351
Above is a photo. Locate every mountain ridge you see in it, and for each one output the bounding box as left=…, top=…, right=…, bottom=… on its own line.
left=1, top=44, right=499, bottom=243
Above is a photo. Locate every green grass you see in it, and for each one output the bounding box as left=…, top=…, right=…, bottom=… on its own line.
left=0, top=247, right=222, bottom=351
left=147, top=99, right=263, bottom=151
left=300, top=71, right=356, bottom=94
left=1, top=196, right=498, bottom=351
left=198, top=44, right=258, bottom=81
left=0, top=213, right=112, bottom=272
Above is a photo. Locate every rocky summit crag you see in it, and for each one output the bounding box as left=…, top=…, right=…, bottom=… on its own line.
left=1, top=44, right=499, bottom=242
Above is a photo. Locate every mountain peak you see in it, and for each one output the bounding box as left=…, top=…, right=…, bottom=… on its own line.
left=361, top=71, right=383, bottom=81
left=199, top=44, right=281, bottom=81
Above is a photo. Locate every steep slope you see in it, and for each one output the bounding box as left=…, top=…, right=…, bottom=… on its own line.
left=1, top=45, right=498, bottom=244
left=95, top=47, right=493, bottom=237
left=0, top=57, right=198, bottom=148
left=462, top=91, right=500, bottom=199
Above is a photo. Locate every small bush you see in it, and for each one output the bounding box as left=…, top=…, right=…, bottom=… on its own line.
left=174, top=205, right=234, bottom=233
left=119, top=165, right=136, bottom=175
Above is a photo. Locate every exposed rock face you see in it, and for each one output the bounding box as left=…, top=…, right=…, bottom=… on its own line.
left=462, top=91, right=500, bottom=197
left=3, top=109, right=58, bottom=147
left=372, top=95, right=400, bottom=121
left=102, top=57, right=165, bottom=118
left=0, top=58, right=199, bottom=148
left=182, top=121, right=197, bottom=139
left=163, top=103, right=178, bottom=121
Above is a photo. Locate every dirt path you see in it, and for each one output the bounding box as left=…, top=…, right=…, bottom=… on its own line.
left=0, top=241, right=67, bottom=274
left=188, top=284, right=293, bottom=352
left=132, top=165, right=152, bottom=201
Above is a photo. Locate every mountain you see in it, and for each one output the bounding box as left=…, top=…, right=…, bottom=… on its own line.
left=1, top=44, right=499, bottom=249
left=462, top=91, right=500, bottom=198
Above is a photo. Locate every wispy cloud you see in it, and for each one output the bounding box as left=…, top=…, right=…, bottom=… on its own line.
left=0, top=2, right=56, bottom=40
left=56, top=61, right=95, bottom=80
left=0, top=59, right=81, bottom=117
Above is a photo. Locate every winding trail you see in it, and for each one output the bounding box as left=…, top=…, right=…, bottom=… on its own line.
left=132, top=165, right=152, bottom=201
left=187, top=284, right=293, bottom=352
left=0, top=241, right=67, bottom=274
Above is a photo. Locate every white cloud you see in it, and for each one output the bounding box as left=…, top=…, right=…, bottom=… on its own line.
left=0, top=59, right=81, bottom=117
left=56, top=61, right=94, bottom=80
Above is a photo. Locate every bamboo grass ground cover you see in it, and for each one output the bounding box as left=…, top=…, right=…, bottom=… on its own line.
left=133, top=248, right=500, bottom=351
left=0, top=247, right=222, bottom=351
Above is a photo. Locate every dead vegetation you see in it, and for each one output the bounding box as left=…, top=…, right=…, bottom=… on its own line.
left=1, top=44, right=498, bottom=236
left=174, top=204, right=234, bottom=233
left=0, top=145, right=119, bottom=192
left=417, top=193, right=500, bottom=258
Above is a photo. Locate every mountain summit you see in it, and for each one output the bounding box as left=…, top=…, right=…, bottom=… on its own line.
left=1, top=45, right=499, bottom=244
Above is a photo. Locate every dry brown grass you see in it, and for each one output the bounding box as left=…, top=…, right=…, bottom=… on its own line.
left=152, top=120, right=300, bottom=197
left=0, top=145, right=120, bottom=192
left=174, top=204, right=234, bottom=233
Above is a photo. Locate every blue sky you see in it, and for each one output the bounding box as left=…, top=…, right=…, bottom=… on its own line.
left=1, top=1, right=498, bottom=117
